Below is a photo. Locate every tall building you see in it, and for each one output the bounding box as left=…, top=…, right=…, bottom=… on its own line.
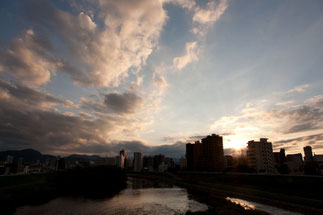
left=153, top=154, right=165, bottom=170
left=186, top=134, right=224, bottom=171
left=186, top=143, right=195, bottom=170
left=107, top=157, right=117, bottom=166
left=95, top=157, right=108, bottom=166
left=303, top=146, right=313, bottom=162
left=247, top=138, right=275, bottom=173
left=273, top=149, right=286, bottom=165
left=5, top=155, right=14, bottom=164
left=133, top=152, right=143, bottom=171
left=186, top=141, right=202, bottom=170
left=200, top=134, right=224, bottom=171
left=125, top=157, right=133, bottom=170
left=224, top=155, right=233, bottom=168
left=180, top=157, right=187, bottom=169
left=118, top=149, right=127, bottom=169
left=287, top=153, right=304, bottom=173
left=143, top=156, right=154, bottom=171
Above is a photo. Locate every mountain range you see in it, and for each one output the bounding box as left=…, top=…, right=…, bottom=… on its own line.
left=0, top=149, right=100, bottom=164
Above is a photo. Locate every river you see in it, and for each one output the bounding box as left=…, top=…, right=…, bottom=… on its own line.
left=14, top=177, right=301, bottom=215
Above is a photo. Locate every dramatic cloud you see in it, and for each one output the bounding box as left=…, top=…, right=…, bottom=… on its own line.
left=0, top=78, right=188, bottom=157
left=1, top=0, right=168, bottom=87
left=173, top=41, right=199, bottom=70
left=0, top=78, right=144, bottom=154
left=211, top=94, right=323, bottom=153
left=0, top=29, right=62, bottom=87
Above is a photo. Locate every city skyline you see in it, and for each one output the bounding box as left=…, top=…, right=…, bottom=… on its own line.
left=0, top=0, right=323, bottom=156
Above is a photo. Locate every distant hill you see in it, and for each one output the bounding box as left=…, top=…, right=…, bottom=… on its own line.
left=0, top=149, right=99, bottom=164
left=0, top=149, right=56, bottom=164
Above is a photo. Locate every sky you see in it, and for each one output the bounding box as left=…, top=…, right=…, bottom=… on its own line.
left=0, top=0, right=323, bottom=158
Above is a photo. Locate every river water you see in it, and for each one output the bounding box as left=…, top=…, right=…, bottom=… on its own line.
left=14, top=177, right=301, bottom=215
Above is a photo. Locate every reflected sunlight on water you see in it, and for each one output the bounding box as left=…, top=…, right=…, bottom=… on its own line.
left=226, top=197, right=302, bottom=215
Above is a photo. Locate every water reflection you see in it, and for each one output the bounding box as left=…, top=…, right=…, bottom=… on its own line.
left=226, top=197, right=302, bottom=215
left=15, top=178, right=208, bottom=215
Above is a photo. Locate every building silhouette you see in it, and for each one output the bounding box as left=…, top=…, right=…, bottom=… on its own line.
left=273, top=149, right=286, bottom=165
left=133, top=152, right=143, bottom=171
left=286, top=153, right=304, bottom=174
left=247, top=138, right=275, bottom=173
left=153, top=154, right=165, bottom=170
left=200, top=134, right=224, bottom=171
left=186, top=134, right=224, bottom=171
left=186, top=141, right=202, bottom=170
left=143, top=156, right=154, bottom=171
left=180, top=157, right=187, bottom=169
left=95, top=157, right=108, bottom=166
left=304, top=146, right=313, bottom=162
left=118, top=149, right=127, bottom=169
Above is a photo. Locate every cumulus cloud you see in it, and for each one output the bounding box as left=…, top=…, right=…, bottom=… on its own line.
left=306, top=95, right=323, bottom=107
left=171, top=0, right=228, bottom=37
left=169, top=0, right=196, bottom=10
left=0, top=29, right=62, bottom=87
left=171, top=0, right=228, bottom=70
left=173, top=41, right=199, bottom=70
left=192, top=0, right=228, bottom=37
left=0, top=0, right=168, bottom=87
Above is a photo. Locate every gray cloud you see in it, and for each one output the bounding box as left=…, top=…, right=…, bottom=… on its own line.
left=270, top=105, right=323, bottom=134
left=81, top=92, right=143, bottom=115
left=104, top=92, right=143, bottom=114
left=274, top=133, right=323, bottom=152
left=0, top=78, right=182, bottom=157
left=0, top=79, right=76, bottom=108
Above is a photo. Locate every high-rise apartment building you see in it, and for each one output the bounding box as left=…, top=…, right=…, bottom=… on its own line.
left=273, top=148, right=286, bottom=165
left=186, top=134, right=224, bottom=171
left=200, top=134, right=224, bottom=171
left=133, top=152, right=143, bottom=171
left=247, top=138, right=275, bottom=173
left=186, top=141, right=202, bottom=170
left=303, top=146, right=313, bottom=162
left=118, top=149, right=127, bottom=169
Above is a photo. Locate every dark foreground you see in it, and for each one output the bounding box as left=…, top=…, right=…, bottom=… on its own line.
left=0, top=166, right=127, bottom=215
left=128, top=171, right=323, bottom=215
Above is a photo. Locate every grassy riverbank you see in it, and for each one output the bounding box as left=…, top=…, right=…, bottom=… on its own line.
left=128, top=172, right=323, bottom=215
left=0, top=166, right=127, bottom=215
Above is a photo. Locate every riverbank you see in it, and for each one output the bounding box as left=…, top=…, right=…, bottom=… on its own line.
left=128, top=171, right=323, bottom=215
left=0, top=166, right=127, bottom=215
